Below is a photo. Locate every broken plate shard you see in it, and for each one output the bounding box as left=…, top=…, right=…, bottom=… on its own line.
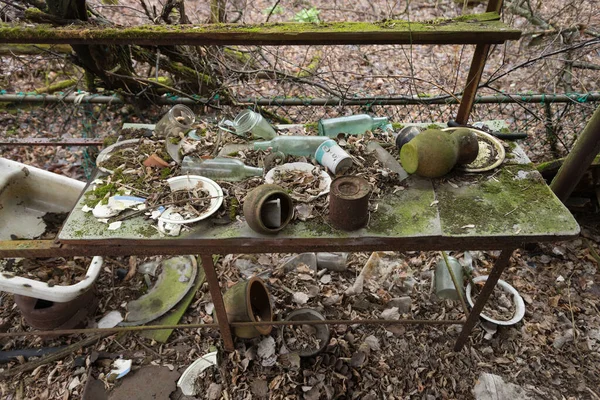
left=120, top=256, right=197, bottom=326
left=108, top=359, right=132, bottom=380
left=92, top=195, right=146, bottom=219
left=177, top=351, right=218, bottom=396
left=97, top=310, right=123, bottom=329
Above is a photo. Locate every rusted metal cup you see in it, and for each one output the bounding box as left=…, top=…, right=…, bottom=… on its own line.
left=222, top=277, right=273, bottom=338
left=243, top=184, right=294, bottom=234
left=328, top=176, right=371, bottom=231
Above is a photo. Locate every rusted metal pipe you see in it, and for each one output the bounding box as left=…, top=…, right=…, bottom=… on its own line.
left=550, top=104, right=600, bottom=202
left=199, top=254, right=235, bottom=352
left=0, top=93, right=597, bottom=106
left=0, top=318, right=465, bottom=339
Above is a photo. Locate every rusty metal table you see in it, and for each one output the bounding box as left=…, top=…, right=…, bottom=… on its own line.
left=0, top=143, right=579, bottom=352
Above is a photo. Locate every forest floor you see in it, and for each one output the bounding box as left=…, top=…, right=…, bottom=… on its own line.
left=1, top=0, right=600, bottom=399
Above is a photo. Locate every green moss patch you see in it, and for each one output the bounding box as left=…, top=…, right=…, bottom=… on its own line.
left=436, top=165, right=579, bottom=236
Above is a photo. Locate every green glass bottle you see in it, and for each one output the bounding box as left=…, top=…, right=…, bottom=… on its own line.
left=253, top=136, right=328, bottom=157
left=318, top=114, right=389, bottom=137
left=181, top=156, right=263, bottom=181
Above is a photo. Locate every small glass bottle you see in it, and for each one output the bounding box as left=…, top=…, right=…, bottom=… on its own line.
left=222, top=110, right=277, bottom=140
left=253, top=136, right=328, bottom=157
left=154, top=105, right=195, bottom=138
left=318, top=114, right=389, bottom=137
left=181, top=156, right=263, bottom=181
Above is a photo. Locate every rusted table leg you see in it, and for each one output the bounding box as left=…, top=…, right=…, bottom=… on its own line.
left=200, top=254, right=235, bottom=352
left=454, top=248, right=515, bottom=351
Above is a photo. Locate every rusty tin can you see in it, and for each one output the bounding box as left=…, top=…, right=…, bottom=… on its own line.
left=329, top=176, right=371, bottom=231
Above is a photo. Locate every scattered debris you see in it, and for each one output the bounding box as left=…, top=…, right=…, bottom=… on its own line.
left=473, top=373, right=532, bottom=400
left=250, top=378, right=269, bottom=398
left=381, top=307, right=400, bottom=320
left=389, top=296, right=412, bottom=314
left=292, top=292, right=309, bottom=305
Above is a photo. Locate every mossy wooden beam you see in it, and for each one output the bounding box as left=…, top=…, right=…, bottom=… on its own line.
left=0, top=44, right=71, bottom=54
left=0, top=12, right=520, bottom=46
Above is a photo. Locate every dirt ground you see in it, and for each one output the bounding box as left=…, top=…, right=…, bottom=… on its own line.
left=1, top=0, right=600, bottom=399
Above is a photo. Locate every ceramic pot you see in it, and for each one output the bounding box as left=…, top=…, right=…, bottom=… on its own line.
left=14, top=287, right=98, bottom=330
left=395, top=126, right=420, bottom=150
left=451, top=128, right=480, bottom=164
left=222, top=277, right=273, bottom=338
left=243, top=184, right=293, bottom=234
left=400, top=129, right=459, bottom=178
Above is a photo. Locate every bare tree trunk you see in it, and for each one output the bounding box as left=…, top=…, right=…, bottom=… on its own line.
left=45, top=0, right=144, bottom=93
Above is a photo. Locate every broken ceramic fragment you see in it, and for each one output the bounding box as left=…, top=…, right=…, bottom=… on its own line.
left=108, top=359, right=132, bottom=380
left=177, top=351, right=218, bottom=396
left=120, top=256, right=197, bottom=326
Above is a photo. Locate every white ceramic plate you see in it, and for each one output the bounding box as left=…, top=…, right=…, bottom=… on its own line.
left=466, top=275, right=526, bottom=326
left=264, top=162, right=331, bottom=202
left=157, top=175, right=224, bottom=225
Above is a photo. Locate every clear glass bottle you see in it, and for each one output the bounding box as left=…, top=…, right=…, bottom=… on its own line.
left=219, top=110, right=277, bottom=140
left=154, top=105, right=195, bottom=138
left=253, top=136, right=328, bottom=157
left=180, top=156, right=263, bottom=181
left=318, top=114, right=389, bottom=137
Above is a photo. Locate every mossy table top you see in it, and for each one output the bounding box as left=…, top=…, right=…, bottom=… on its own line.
left=56, top=142, right=579, bottom=255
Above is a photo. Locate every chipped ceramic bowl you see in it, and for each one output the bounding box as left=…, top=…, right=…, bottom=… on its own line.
left=465, top=276, right=525, bottom=326
left=157, top=175, right=224, bottom=225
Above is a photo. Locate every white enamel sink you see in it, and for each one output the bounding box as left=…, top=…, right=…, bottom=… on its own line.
left=0, top=158, right=102, bottom=302
left=0, top=158, right=85, bottom=240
